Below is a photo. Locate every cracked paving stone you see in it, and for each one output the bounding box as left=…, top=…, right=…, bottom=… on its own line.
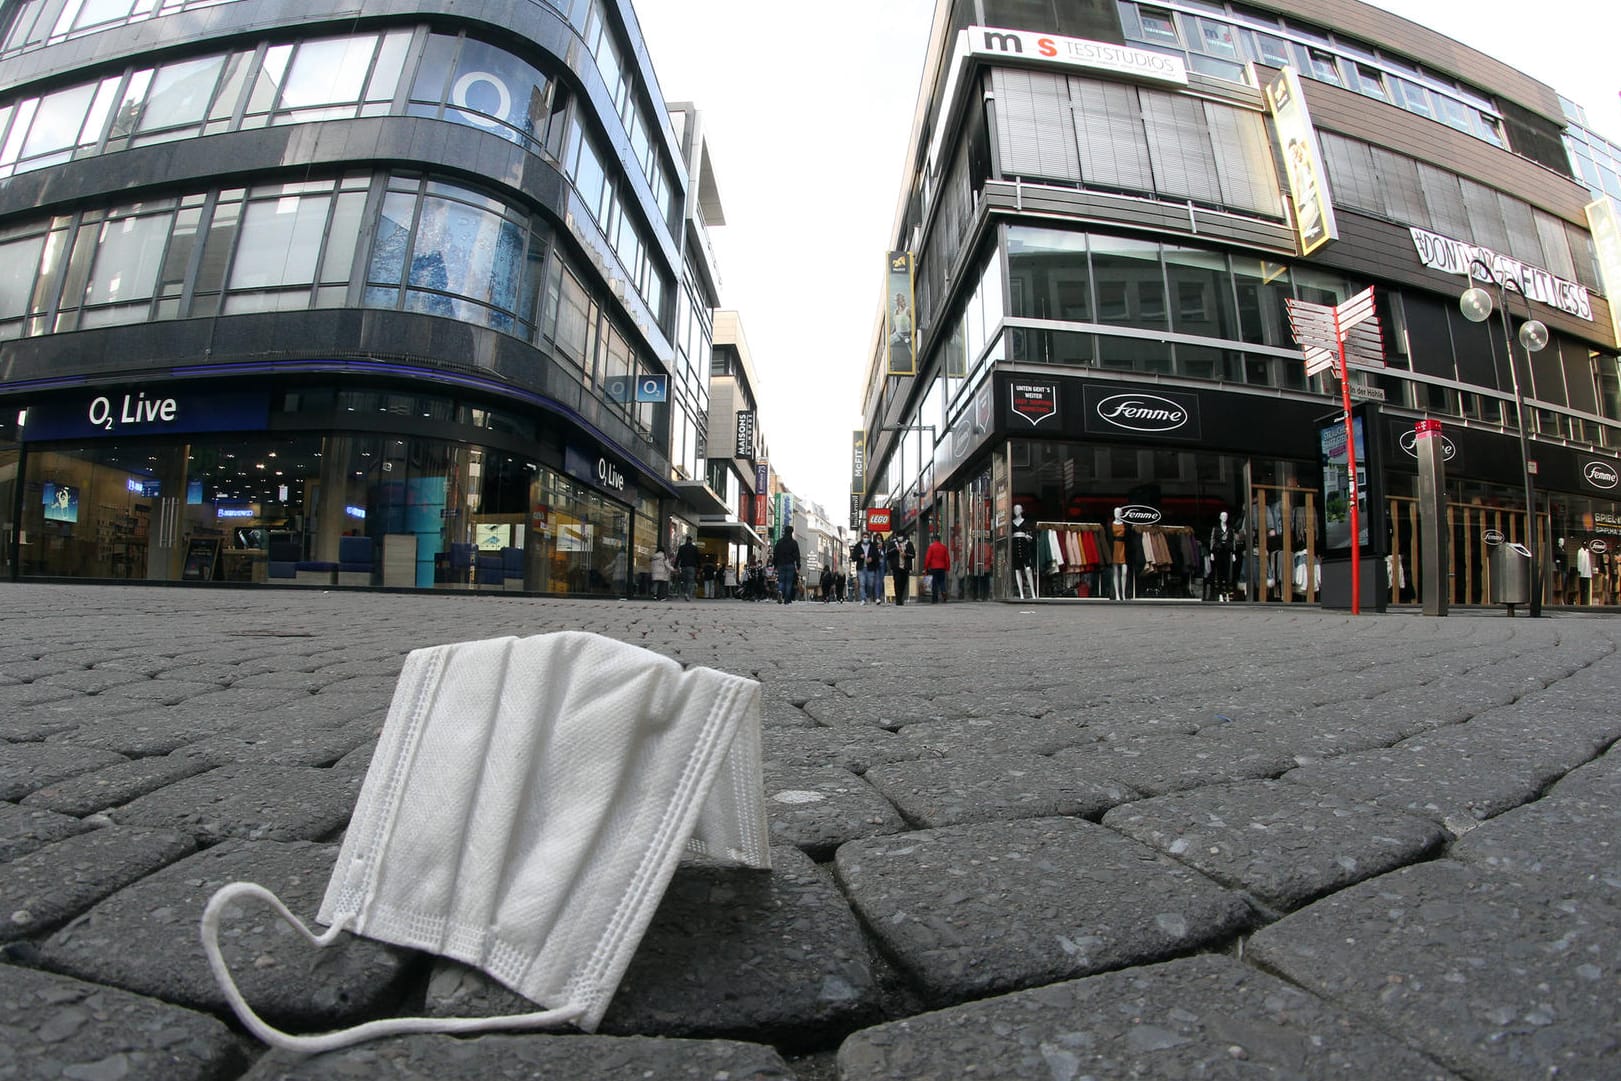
left=0, top=962, right=244, bottom=1081
left=836, top=954, right=1463, bottom=1081
left=1102, top=779, right=1446, bottom=911
left=1249, top=861, right=1621, bottom=1081
left=762, top=767, right=907, bottom=859
left=1449, top=750, right=1621, bottom=900
left=21, top=751, right=220, bottom=816
left=864, top=755, right=1136, bottom=828
left=238, top=1033, right=793, bottom=1080
left=802, top=694, right=952, bottom=730
left=0, top=744, right=128, bottom=802
left=1053, top=732, right=1294, bottom=797
left=429, top=846, right=878, bottom=1042
left=0, top=802, right=94, bottom=862
left=892, top=715, right=1097, bottom=758
left=834, top=817, right=1251, bottom=1004
left=37, top=839, right=414, bottom=1027
left=109, top=764, right=364, bottom=844
left=761, top=726, right=926, bottom=775
left=0, top=825, right=196, bottom=940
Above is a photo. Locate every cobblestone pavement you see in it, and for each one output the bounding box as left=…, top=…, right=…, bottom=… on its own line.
left=2, top=583, right=1619, bottom=1080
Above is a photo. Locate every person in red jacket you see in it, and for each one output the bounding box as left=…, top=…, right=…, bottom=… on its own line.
left=924, top=535, right=951, bottom=604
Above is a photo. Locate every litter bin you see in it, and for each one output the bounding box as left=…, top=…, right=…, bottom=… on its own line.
left=1489, top=542, right=1532, bottom=613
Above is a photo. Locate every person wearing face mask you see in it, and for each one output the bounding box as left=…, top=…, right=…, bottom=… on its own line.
left=852, top=532, right=885, bottom=605
left=887, top=532, right=916, bottom=605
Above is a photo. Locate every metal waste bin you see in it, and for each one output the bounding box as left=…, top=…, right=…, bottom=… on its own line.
left=1489, top=542, right=1532, bottom=612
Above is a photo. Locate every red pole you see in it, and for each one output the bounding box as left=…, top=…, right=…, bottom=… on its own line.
left=1335, top=307, right=1361, bottom=615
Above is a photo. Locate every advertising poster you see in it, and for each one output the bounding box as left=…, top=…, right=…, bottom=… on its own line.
left=42, top=483, right=79, bottom=523
left=886, top=251, right=916, bottom=376
left=851, top=431, right=866, bottom=494
left=1266, top=67, right=1338, bottom=256
left=1319, top=415, right=1368, bottom=551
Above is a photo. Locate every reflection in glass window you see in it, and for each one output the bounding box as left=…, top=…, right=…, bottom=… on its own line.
left=18, top=82, right=97, bottom=168
left=135, top=56, right=224, bottom=142
left=1351, top=64, right=1387, bottom=101
left=1389, top=77, right=1433, bottom=119
left=0, top=234, right=46, bottom=321
left=1138, top=6, right=1180, bottom=44
left=82, top=209, right=170, bottom=326
left=1197, top=19, right=1237, bottom=58
left=224, top=193, right=330, bottom=301
left=1091, top=235, right=1165, bottom=329
left=275, top=36, right=377, bottom=122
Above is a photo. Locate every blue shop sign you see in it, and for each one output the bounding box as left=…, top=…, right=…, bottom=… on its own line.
left=563, top=444, right=634, bottom=501
left=21, top=389, right=270, bottom=441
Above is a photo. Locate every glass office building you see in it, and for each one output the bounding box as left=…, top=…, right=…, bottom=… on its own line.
left=0, top=0, right=719, bottom=592
left=860, top=0, right=1621, bottom=608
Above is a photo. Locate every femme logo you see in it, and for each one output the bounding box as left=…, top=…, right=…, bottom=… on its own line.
left=1584, top=461, right=1619, bottom=490
left=1119, top=505, right=1162, bottom=525
left=1094, top=394, right=1188, bottom=433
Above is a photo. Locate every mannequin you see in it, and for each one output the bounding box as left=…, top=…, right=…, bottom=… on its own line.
left=1110, top=507, right=1131, bottom=600
left=1208, top=511, right=1238, bottom=602
left=1011, top=504, right=1035, bottom=599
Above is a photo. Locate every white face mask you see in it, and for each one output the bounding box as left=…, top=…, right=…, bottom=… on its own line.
left=201, top=631, right=770, bottom=1052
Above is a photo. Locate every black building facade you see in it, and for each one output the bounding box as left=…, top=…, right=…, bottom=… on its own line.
left=0, top=0, right=717, bottom=593
left=862, top=0, right=1621, bottom=608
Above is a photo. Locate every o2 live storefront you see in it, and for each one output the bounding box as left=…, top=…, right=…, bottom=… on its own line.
left=934, top=370, right=1621, bottom=608
left=1, top=379, right=667, bottom=595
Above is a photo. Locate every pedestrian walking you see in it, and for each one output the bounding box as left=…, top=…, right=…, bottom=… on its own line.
left=724, top=563, right=738, bottom=598
left=853, top=533, right=885, bottom=605
left=924, top=535, right=950, bottom=603
left=675, top=535, right=700, bottom=601
left=887, top=533, right=916, bottom=606
left=820, top=563, right=835, bottom=603
left=773, top=525, right=802, bottom=604
left=649, top=546, right=671, bottom=601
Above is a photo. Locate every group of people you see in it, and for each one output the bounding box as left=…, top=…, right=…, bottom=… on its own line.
left=849, top=531, right=952, bottom=605
left=648, top=527, right=953, bottom=606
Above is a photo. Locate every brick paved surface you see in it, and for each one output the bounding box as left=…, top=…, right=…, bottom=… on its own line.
left=1, top=583, right=1618, bottom=1080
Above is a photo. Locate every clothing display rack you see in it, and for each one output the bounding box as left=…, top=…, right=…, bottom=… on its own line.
left=1034, top=521, right=1108, bottom=598
left=1133, top=524, right=1198, bottom=599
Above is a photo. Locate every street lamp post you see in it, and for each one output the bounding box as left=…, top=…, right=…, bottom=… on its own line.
left=1459, top=258, right=1549, bottom=617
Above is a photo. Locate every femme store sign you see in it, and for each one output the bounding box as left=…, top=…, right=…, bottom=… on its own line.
left=20, top=389, right=269, bottom=441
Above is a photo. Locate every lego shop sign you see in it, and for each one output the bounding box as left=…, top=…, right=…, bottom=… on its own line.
left=865, top=508, right=893, bottom=534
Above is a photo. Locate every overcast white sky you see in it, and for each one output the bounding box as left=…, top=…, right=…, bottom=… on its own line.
left=632, top=1, right=1621, bottom=518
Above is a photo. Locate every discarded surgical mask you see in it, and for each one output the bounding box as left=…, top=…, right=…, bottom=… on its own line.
left=201, top=631, right=770, bottom=1052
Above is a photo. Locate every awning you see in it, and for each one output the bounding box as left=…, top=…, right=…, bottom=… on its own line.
left=697, top=516, right=764, bottom=547
left=673, top=479, right=731, bottom=517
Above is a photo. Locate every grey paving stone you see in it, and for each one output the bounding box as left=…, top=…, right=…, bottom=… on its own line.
left=762, top=766, right=907, bottom=858
left=109, top=764, right=364, bottom=844
left=760, top=726, right=925, bottom=775
left=1102, top=779, right=1447, bottom=911
left=1052, top=732, right=1294, bottom=797
left=238, top=1033, right=793, bottom=1080
left=836, top=955, right=1463, bottom=1081
left=0, top=682, right=84, bottom=717
left=833, top=817, right=1251, bottom=1004
left=892, top=714, right=1096, bottom=757
left=20, top=749, right=219, bottom=816
left=802, top=694, right=951, bottom=730
left=428, top=846, right=877, bottom=1043
left=0, top=962, right=244, bottom=1081
left=187, top=718, right=380, bottom=769
left=1247, top=861, right=1621, bottom=1081
left=0, top=801, right=93, bottom=862
left=864, top=755, right=1135, bottom=828
left=0, top=825, right=196, bottom=940
left=36, top=669, right=157, bottom=695
left=38, top=839, right=414, bottom=1026
left=925, top=690, right=1058, bottom=719
left=0, top=744, right=128, bottom=802
left=1449, top=750, right=1621, bottom=900
left=1282, top=737, right=1558, bottom=834
left=760, top=680, right=845, bottom=705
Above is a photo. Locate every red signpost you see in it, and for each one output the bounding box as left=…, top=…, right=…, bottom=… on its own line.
left=1285, top=287, right=1385, bottom=615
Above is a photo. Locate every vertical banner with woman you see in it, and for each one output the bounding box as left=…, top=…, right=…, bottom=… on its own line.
left=886, top=251, right=916, bottom=375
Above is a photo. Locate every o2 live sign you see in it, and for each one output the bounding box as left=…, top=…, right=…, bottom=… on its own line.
left=21, top=389, right=270, bottom=441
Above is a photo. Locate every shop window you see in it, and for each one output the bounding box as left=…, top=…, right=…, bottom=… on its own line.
left=1138, top=6, right=1180, bottom=45
left=1195, top=17, right=1238, bottom=57
left=1350, top=64, right=1387, bottom=101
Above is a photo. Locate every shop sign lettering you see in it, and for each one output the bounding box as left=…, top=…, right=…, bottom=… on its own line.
left=1584, top=461, right=1619, bottom=490
left=1120, top=505, right=1162, bottom=525
left=1399, top=429, right=1457, bottom=461
left=1592, top=539, right=1611, bottom=554
left=1410, top=226, right=1593, bottom=321
left=1094, top=394, right=1187, bottom=433
left=1011, top=382, right=1058, bottom=426
left=1482, top=529, right=1504, bottom=545
left=88, top=392, right=177, bottom=431
left=596, top=458, right=625, bottom=492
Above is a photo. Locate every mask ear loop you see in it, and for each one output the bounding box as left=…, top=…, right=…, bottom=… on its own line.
left=201, top=881, right=584, bottom=1054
